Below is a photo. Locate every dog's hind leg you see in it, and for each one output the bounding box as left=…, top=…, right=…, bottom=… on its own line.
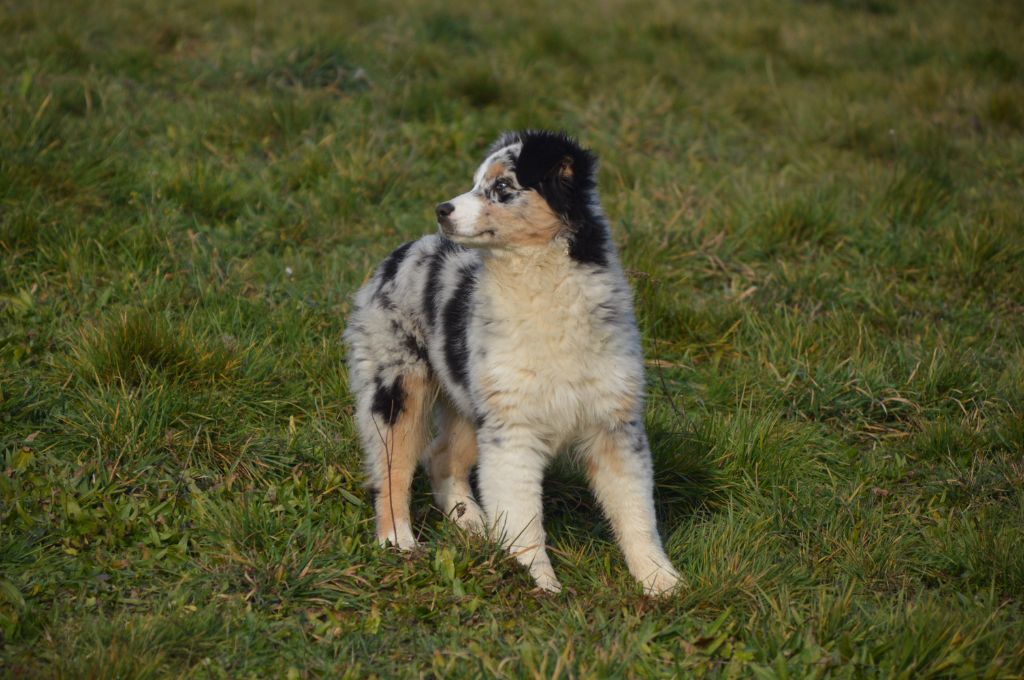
left=358, top=370, right=432, bottom=550
left=426, top=405, right=485, bottom=534
left=581, top=422, right=680, bottom=596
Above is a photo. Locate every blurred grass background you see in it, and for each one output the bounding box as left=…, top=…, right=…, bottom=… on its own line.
left=1, top=0, right=1023, bottom=676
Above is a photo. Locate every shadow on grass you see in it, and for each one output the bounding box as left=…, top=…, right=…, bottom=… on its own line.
left=534, top=423, right=726, bottom=542
left=649, top=424, right=728, bottom=529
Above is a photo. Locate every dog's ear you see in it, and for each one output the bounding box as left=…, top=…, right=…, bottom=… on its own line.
left=514, top=133, right=579, bottom=190
left=514, top=132, right=597, bottom=224
left=508, top=131, right=607, bottom=265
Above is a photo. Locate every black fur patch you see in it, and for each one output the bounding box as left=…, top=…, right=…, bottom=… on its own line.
left=387, top=320, right=429, bottom=364
left=567, top=218, right=609, bottom=267
left=371, top=375, right=405, bottom=426
left=442, top=264, right=477, bottom=387
left=378, top=241, right=414, bottom=285
left=423, top=237, right=461, bottom=327
left=403, top=332, right=430, bottom=363
left=508, top=130, right=609, bottom=267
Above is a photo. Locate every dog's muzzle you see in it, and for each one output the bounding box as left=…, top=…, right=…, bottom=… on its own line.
left=436, top=202, right=455, bottom=234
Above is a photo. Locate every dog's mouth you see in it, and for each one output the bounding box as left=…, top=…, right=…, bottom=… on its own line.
left=439, top=223, right=497, bottom=243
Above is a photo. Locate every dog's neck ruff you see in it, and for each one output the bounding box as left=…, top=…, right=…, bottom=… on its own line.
left=478, top=236, right=571, bottom=271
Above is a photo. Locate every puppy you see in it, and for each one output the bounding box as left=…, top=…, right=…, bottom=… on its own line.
left=344, top=130, right=680, bottom=595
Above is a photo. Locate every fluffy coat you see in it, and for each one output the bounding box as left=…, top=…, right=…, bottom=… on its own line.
left=343, top=131, right=679, bottom=595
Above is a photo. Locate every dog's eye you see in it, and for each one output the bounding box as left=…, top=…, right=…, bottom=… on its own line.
left=493, top=178, right=514, bottom=203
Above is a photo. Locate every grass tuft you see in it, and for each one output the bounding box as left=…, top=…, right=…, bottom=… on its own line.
left=751, top=189, right=840, bottom=256
left=71, top=310, right=236, bottom=388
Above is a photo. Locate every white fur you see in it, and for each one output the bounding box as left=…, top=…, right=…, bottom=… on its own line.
left=431, top=474, right=486, bottom=533
left=378, top=519, right=416, bottom=550
left=446, top=191, right=485, bottom=239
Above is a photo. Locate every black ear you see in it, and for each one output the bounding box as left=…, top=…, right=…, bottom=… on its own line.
left=514, top=132, right=579, bottom=189
left=502, top=130, right=609, bottom=266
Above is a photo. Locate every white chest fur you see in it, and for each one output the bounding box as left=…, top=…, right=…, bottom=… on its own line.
left=468, top=245, right=644, bottom=441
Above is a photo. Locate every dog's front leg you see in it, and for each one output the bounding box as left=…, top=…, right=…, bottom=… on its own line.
left=476, top=425, right=561, bottom=593
left=582, top=422, right=681, bottom=596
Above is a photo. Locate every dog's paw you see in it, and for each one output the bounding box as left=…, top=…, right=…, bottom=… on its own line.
left=640, top=565, right=681, bottom=597
left=377, top=521, right=418, bottom=551
left=450, top=500, right=486, bottom=536
left=532, top=571, right=563, bottom=594
left=528, top=561, right=563, bottom=594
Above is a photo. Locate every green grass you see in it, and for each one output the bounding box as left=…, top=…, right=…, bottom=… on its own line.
left=2, top=0, right=1023, bottom=676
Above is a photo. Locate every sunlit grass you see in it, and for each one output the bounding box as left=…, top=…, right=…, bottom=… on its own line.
left=2, top=0, right=1023, bottom=676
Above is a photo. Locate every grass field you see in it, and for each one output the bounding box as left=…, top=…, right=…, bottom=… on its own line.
left=2, top=0, right=1024, bottom=676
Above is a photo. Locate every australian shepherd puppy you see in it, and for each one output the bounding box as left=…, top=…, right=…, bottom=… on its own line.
left=343, top=130, right=680, bottom=595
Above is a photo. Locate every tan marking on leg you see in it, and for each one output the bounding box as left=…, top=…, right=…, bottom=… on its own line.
left=617, top=397, right=644, bottom=427
left=584, top=429, right=625, bottom=478
left=373, top=372, right=431, bottom=548
left=583, top=427, right=680, bottom=596
left=426, top=405, right=484, bottom=532
left=427, top=407, right=478, bottom=483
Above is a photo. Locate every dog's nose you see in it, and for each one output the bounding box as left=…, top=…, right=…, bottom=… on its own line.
left=436, top=202, right=455, bottom=220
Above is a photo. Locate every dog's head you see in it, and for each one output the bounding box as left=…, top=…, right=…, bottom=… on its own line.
left=436, top=130, right=603, bottom=259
